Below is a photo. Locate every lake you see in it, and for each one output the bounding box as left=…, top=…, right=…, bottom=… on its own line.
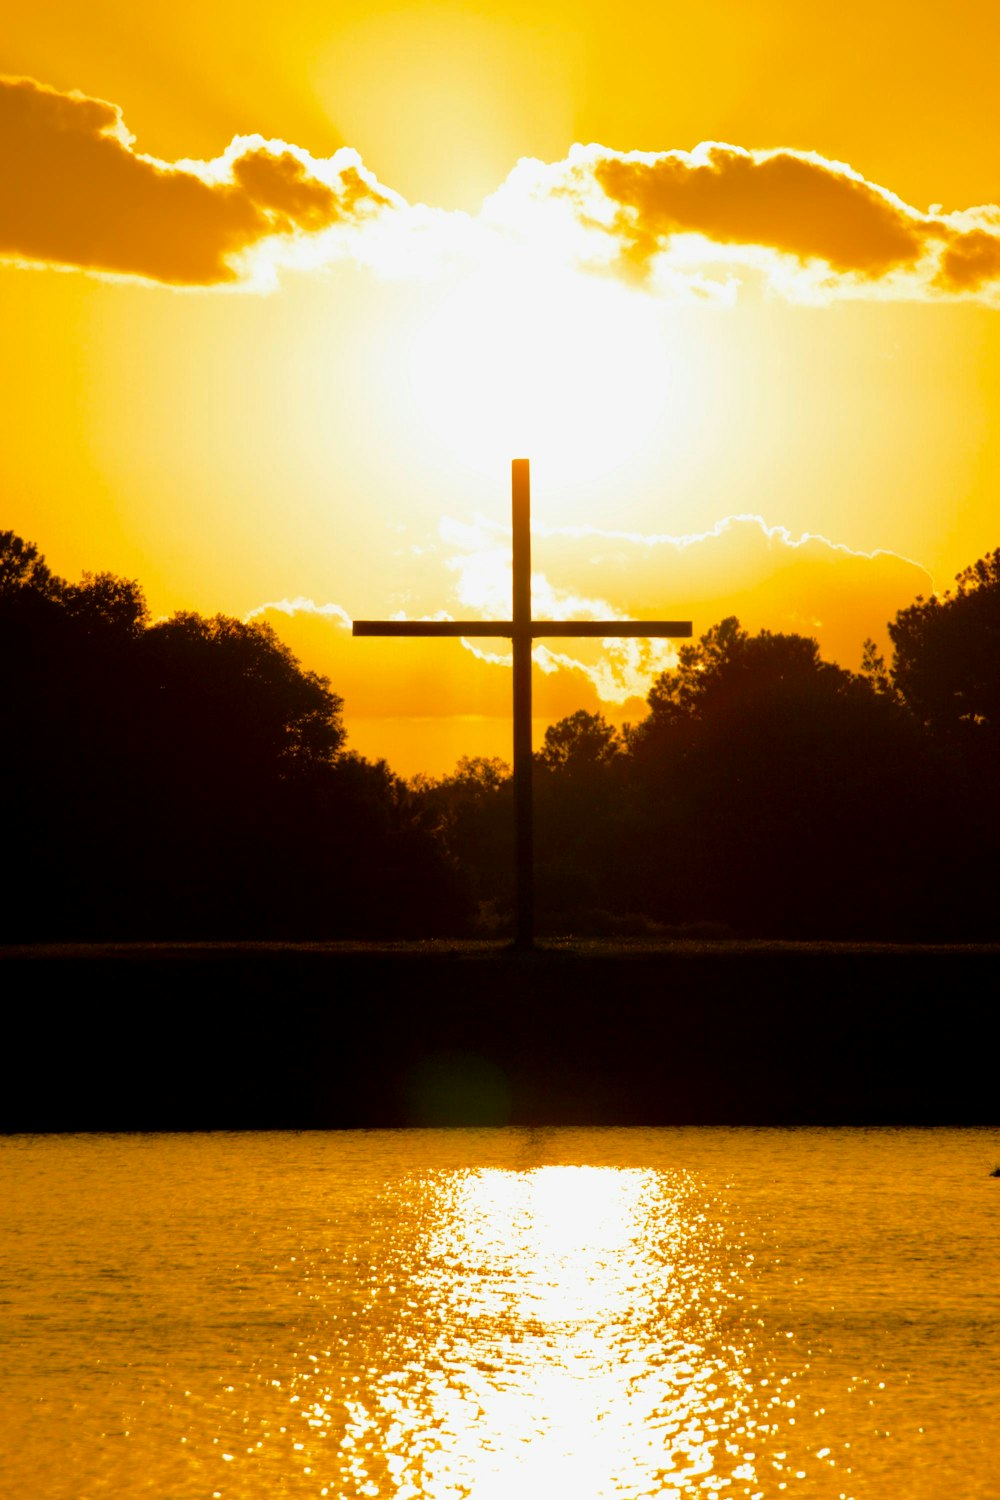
left=2, top=1128, right=998, bottom=1498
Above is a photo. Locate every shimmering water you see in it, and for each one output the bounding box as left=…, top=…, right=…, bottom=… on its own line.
left=1, top=1129, right=998, bottom=1499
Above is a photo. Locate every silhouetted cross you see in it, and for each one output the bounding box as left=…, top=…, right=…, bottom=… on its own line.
left=354, top=459, right=692, bottom=947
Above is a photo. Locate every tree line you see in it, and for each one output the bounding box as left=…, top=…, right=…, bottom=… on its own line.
left=2, top=530, right=997, bottom=941
left=0, top=533, right=464, bottom=939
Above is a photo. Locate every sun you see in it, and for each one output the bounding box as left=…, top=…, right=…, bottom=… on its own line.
left=401, top=256, right=687, bottom=503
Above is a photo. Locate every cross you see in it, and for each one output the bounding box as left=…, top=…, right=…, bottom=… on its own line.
left=354, top=459, right=692, bottom=948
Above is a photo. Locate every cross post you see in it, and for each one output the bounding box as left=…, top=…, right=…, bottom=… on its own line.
left=353, top=459, right=692, bottom=948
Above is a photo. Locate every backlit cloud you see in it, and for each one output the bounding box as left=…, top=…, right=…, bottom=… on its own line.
left=4, top=76, right=1000, bottom=301
left=935, top=223, right=1000, bottom=292
left=494, top=143, right=1000, bottom=302
left=248, top=511, right=932, bottom=735
left=0, top=75, right=395, bottom=286
left=595, top=146, right=926, bottom=276
left=440, top=512, right=931, bottom=697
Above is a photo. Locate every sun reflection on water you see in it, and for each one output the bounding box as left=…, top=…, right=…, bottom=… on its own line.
left=8, top=1131, right=994, bottom=1499
left=324, top=1165, right=766, bottom=1500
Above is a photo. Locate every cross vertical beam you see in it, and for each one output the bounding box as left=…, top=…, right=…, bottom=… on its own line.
left=511, top=458, right=534, bottom=948
left=353, top=460, right=692, bottom=949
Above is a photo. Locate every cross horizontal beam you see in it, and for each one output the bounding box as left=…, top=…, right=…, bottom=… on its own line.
left=353, top=619, right=693, bottom=638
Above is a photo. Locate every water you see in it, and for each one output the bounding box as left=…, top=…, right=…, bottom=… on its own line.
left=1, top=1128, right=998, bottom=1499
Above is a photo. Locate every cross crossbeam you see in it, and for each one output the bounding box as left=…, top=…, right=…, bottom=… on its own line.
left=354, top=620, right=692, bottom=638
left=353, top=459, right=692, bottom=947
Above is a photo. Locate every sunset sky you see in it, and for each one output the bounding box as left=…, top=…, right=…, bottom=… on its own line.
left=4, top=0, right=1000, bottom=773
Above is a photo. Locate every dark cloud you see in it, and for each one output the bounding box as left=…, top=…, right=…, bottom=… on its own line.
left=587, top=145, right=931, bottom=278
left=0, top=76, right=389, bottom=285
left=935, top=225, right=1000, bottom=292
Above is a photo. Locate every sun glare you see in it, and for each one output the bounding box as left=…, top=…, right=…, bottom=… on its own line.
left=402, top=261, right=682, bottom=495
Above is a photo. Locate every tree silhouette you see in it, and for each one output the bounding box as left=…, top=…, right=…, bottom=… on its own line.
left=411, top=756, right=514, bottom=928
left=879, top=549, right=1000, bottom=935
left=0, top=530, right=57, bottom=596
left=141, top=611, right=345, bottom=778
left=402, top=600, right=996, bottom=939
left=642, top=616, right=852, bottom=726
left=0, top=532, right=464, bottom=940
left=622, top=617, right=936, bottom=935
left=62, top=571, right=150, bottom=638
left=537, top=709, right=623, bottom=775
left=888, top=548, right=1000, bottom=742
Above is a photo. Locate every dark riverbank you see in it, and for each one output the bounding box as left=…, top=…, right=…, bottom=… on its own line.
left=2, top=941, right=997, bottom=1130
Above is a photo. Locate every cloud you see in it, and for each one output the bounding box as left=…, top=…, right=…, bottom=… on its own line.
left=0, top=75, right=395, bottom=286
left=439, top=511, right=931, bottom=699
left=5, top=75, right=1000, bottom=302
left=525, top=514, right=932, bottom=667
left=247, top=512, right=932, bottom=731
left=437, top=515, right=678, bottom=704
left=489, top=143, right=1000, bottom=304
left=245, top=596, right=352, bottom=628
left=247, top=595, right=529, bottom=721
left=593, top=145, right=928, bottom=277
left=935, top=223, right=1000, bottom=292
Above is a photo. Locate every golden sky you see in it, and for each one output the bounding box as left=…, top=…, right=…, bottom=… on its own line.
left=3, top=0, right=1000, bottom=773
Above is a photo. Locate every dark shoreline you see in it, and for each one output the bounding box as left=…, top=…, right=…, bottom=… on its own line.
left=3, top=941, right=998, bottom=1131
